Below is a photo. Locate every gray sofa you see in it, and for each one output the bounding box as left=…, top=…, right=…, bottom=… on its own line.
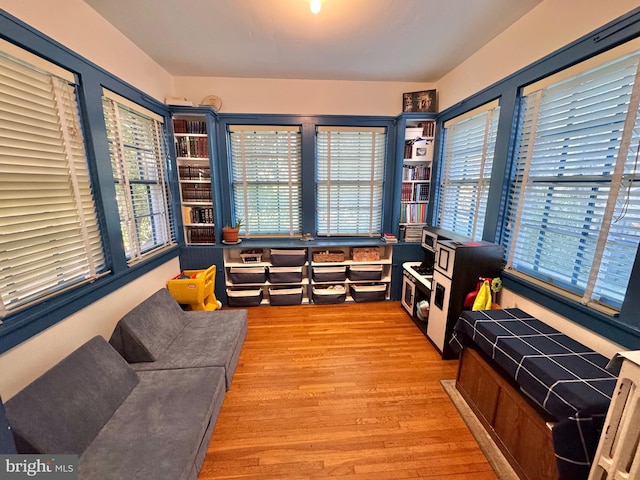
left=109, top=288, right=247, bottom=390
left=3, top=288, right=248, bottom=479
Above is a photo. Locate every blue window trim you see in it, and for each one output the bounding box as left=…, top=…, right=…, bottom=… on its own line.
left=216, top=114, right=397, bottom=237
left=0, top=9, right=180, bottom=354
left=434, top=6, right=640, bottom=349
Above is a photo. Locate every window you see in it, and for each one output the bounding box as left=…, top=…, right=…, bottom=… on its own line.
left=437, top=101, right=500, bottom=240
left=102, top=91, right=176, bottom=262
left=504, top=43, right=640, bottom=312
left=316, top=126, right=386, bottom=236
left=0, top=43, right=105, bottom=316
left=228, top=125, right=302, bottom=236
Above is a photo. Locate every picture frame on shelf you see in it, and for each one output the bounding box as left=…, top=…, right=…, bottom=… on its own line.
left=412, top=139, right=433, bottom=161
left=402, top=90, right=437, bottom=113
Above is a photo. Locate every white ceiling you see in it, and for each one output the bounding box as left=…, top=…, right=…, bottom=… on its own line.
left=82, top=0, right=542, bottom=82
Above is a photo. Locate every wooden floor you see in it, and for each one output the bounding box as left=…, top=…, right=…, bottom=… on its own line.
left=198, top=302, right=497, bottom=480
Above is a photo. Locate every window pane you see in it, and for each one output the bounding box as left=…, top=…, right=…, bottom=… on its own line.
left=228, top=126, right=302, bottom=236
left=0, top=49, right=105, bottom=315
left=505, top=50, right=640, bottom=310
left=438, top=103, right=500, bottom=240
left=316, top=127, right=386, bottom=236
left=103, top=93, right=176, bottom=261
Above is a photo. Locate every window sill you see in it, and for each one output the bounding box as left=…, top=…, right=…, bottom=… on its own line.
left=501, top=269, right=640, bottom=349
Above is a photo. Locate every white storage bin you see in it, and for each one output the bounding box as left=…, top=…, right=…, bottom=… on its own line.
left=311, top=285, right=346, bottom=304
left=226, top=288, right=263, bottom=307
left=268, top=287, right=303, bottom=306
left=350, top=283, right=387, bottom=302
left=347, top=264, right=383, bottom=281
left=270, top=248, right=306, bottom=266
left=268, top=266, right=303, bottom=284
left=312, top=266, right=347, bottom=282
left=228, top=266, right=267, bottom=284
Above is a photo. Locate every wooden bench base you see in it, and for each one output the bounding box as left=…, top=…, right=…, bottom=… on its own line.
left=456, top=347, right=559, bottom=480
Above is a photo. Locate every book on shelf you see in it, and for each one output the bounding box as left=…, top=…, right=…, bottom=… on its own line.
left=173, top=119, right=207, bottom=135
left=382, top=233, right=398, bottom=243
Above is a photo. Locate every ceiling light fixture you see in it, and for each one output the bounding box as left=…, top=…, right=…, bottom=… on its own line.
left=309, top=0, right=322, bottom=14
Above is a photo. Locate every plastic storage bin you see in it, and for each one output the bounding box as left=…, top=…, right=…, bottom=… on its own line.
left=347, top=265, right=383, bottom=281
left=268, top=287, right=303, bottom=306
left=311, top=285, right=346, bottom=304
left=270, top=248, right=306, bottom=266
left=312, top=266, right=347, bottom=282
left=226, top=288, right=263, bottom=307
left=228, top=266, right=267, bottom=284
left=350, top=283, right=387, bottom=302
left=268, top=266, right=303, bottom=284
left=167, top=265, right=221, bottom=311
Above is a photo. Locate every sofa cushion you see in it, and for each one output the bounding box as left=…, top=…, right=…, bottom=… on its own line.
left=79, top=366, right=226, bottom=480
left=131, top=310, right=248, bottom=389
left=109, top=288, right=186, bottom=362
left=5, top=336, right=138, bottom=454
left=0, top=397, right=16, bottom=454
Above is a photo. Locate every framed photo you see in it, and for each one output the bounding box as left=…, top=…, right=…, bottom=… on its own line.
left=402, top=89, right=437, bottom=113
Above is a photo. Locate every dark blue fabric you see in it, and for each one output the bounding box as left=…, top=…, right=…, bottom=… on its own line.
left=0, top=397, right=16, bottom=454
left=450, top=308, right=618, bottom=480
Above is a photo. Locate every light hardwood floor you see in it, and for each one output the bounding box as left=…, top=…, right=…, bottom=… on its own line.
left=198, top=302, right=497, bottom=480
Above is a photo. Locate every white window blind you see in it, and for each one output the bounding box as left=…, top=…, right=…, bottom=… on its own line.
left=316, top=126, right=386, bottom=236
left=437, top=101, right=500, bottom=240
left=102, top=91, right=176, bottom=262
left=228, top=125, right=302, bottom=236
left=0, top=48, right=105, bottom=317
left=505, top=45, right=640, bottom=311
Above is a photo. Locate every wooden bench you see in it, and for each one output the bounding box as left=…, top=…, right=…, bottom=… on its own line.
left=450, top=308, right=618, bottom=480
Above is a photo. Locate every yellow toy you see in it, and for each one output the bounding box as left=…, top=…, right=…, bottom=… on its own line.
left=167, top=265, right=222, bottom=311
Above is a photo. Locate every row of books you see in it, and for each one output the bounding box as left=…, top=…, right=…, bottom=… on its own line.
left=173, top=119, right=207, bottom=134
left=181, top=183, right=212, bottom=202
left=175, top=136, right=208, bottom=158
left=186, top=226, right=215, bottom=244
left=401, top=182, right=430, bottom=202
left=402, top=164, right=430, bottom=181
left=185, top=206, right=214, bottom=224
left=400, top=203, right=428, bottom=224
left=178, top=165, right=210, bottom=180
left=403, top=224, right=425, bottom=242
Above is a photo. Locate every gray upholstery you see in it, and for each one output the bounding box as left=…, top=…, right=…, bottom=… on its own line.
left=0, top=397, right=16, bottom=454
left=109, top=288, right=248, bottom=390
left=5, top=336, right=138, bottom=454
left=109, top=288, right=186, bottom=362
left=79, top=366, right=225, bottom=480
left=4, top=336, right=227, bottom=480
left=131, top=310, right=247, bottom=389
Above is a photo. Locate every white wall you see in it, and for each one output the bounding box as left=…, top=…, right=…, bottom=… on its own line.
left=174, top=76, right=433, bottom=116
left=0, top=0, right=174, bottom=102
left=0, top=0, right=181, bottom=400
left=437, top=0, right=640, bottom=111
